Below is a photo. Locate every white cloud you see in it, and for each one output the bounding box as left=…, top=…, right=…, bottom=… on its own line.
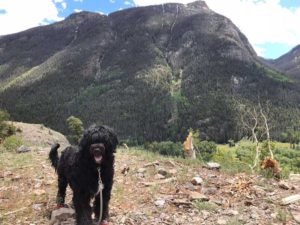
left=124, top=1, right=133, bottom=5
left=0, top=0, right=63, bottom=35
left=132, top=0, right=300, bottom=57
left=74, top=9, right=83, bottom=13
left=61, top=2, right=67, bottom=9
left=110, top=0, right=116, bottom=3
left=74, top=0, right=84, bottom=2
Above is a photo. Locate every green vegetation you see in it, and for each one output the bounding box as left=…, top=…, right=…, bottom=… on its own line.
left=144, top=141, right=183, bottom=157
left=195, top=140, right=217, bottom=161
left=264, top=67, right=291, bottom=83
left=2, top=135, right=23, bottom=152
left=0, top=110, right=16, bottom=140
left=137, top=137, right=299, bottom=177
left=276, top=208, right=292, bottom=223
left=215, top=141, right=300, bottom=175
left=193, top=201, right=218, bottom=212
left=66, top=116, right=84, bottom=144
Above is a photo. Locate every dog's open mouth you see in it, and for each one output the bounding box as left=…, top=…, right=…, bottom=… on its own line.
left=94, top=151, right=103, bottom=164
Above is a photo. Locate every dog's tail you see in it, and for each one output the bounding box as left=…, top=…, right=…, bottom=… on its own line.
left=49, top=143, right=60, bottom=170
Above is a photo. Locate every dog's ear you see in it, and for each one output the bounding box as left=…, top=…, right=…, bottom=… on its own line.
left=78, top=129, right=90, bottom=149
left=105, top=126, right=118, bottom=153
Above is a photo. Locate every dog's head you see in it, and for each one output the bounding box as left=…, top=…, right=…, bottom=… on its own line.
left=79, top=125, right=118, bottom=165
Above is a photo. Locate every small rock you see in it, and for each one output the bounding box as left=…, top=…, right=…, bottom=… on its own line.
left=154, top=174, right=166, bottom=180
left=224, top=209, right=239, bottom=216
left=202, top=187, right=218, bottom=195
left=154, top=199, right=166, bottom=208
left=34, top=183, right=42, bottom=188
left=168, top=168, right=177, bottom=175
left=191, top=176, right=203, bottom=185
left=250, top=212, right=259, bottom=219
left=217, top=218, right=227, bottom=225
left=33, top=189, right=46, bottom=196
left=157, top=167, right=168, bottom=176
left=4, top=171, right=13, bottom=177
left=271, top=212, right=277, bottom=219
left=11, top=175, right=21, bottom=181
left=121, top=165, right=130, bottom=175
left=211, top=199, right=223, bottom=206
left=244, top=201, right=253, bottom=206
left=16, top=145, right=31, bottom=153
left=188, top=191, right=209, bottom=201
left=202, top=210, right=210, bottom=220
left=144, top=161, right=160, bottom=167
left=32, top=204, right=43, bottom=211
left=137, top=168, right=146, bottom=174
left=50, top=208, right=75, bottom=225
left=184, top=182, right=196, bottom=191
left=278, top=181, right=290, bottom=190
left=206, top=162, right=221, bottom=170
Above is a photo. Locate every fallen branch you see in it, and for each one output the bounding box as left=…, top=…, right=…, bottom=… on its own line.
left=2, top=207, right=28, bottom=217
left=142, top=177, right=177, bottom=186
left=281, top=194, right=300, bottom=205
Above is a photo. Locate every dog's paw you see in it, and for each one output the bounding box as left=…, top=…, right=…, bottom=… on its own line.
left=100, top=220, right=108, bottom=225
left=56, top=203, right=68, bottom=209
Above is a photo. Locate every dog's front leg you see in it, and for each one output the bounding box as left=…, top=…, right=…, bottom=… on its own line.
left=100, top=166, right=114, bottom=222
left=73, top=191, right=93, bottom=225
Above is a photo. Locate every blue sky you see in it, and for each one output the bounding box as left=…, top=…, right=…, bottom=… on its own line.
left=0, top=0, right=300, bottom=59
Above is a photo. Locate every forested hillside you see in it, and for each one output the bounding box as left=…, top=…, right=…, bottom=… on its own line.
left=0, top=1, right=299, bottom=143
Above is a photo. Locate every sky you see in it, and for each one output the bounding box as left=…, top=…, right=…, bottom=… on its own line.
left=0, top=0, right=300, bottom=59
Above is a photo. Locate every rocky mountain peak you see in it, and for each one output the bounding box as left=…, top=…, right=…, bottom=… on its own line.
left=65, top=11, right=106, bottom=24
left=186, top=0, right=210, bottom=10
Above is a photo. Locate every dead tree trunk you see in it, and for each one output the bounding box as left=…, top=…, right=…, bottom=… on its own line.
left=240, top=106, right=260, bottom=172
left=260, top=105, right=274, bottom=159
left=183, top=132, right=196, bottom=159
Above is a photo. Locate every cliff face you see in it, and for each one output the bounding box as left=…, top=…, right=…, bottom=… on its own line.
left=267, top=45, right=300, bottom=79
left=0, top=1, right=298, bottom=142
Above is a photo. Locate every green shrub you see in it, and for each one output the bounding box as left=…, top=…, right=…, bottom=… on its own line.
left=144, top=141, right=183, bottom=157
left=193, top=201, right=218, bottom=212
left=236, top=145, right=256, bottom=165
left=2, top=135, right=23, bottom=151
left=195, top=141, right=217, bottom=161
left=260, top=141, right=276, bottom=160
left=273, top=147, right=300, bottom=173
left=213, top=147, right=251, bottom=174
left=66, top=116, right=84, bottom=144
left=228, top=139, right=235, bottom=147
left=0, top=110, right=16, bottom=139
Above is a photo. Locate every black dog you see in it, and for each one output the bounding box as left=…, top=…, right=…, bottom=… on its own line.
left=49, top=125, right=118, bottom=225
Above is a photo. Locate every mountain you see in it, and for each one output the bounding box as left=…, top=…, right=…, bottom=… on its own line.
left=267, top=45, right=300, bottom=80
left=0, top=1, right=299, bottom=143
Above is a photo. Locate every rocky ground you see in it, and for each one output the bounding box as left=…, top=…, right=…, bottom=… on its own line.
left=0, top=123, right=299, bottom=225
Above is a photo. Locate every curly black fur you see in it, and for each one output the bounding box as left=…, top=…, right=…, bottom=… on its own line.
left=49, top=125, right=118, bottom=225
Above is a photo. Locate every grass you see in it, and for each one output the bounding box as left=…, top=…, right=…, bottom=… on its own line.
left=193, top=201, right=218, bottom=212
left=265, top=67, right=292, bottom=83
left=0, top=151, right=33, bottom=171
left=226, top=217, right=244, bottom=225
left=276, top=208, right=292, bottom=223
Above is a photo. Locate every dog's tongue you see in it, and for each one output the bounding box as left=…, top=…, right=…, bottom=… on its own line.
left=94, top=155, right=102, bottom=163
